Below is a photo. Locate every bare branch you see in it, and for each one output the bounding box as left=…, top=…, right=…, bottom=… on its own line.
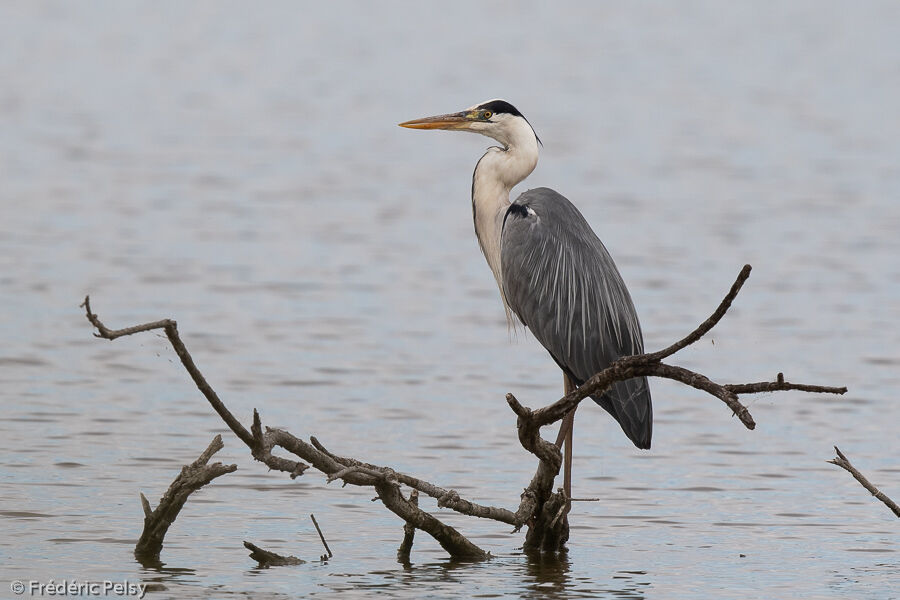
left=725, top=372, right=847, bottom=395
left=506, top=393, right=567, bottom=547
left=510, top=266, right=846, bottom=433
left=828, top=446, right=900, bottom=518
left=326, top=464, right=383, bottom=484
left=83, top=262, right=849, bottom=558
left=374, top=479, right=488, bottom=560
left=645, top=264, right=752, bottom=361
left=134, top=435, right=237, bottom=565
left=83, top=296, right=255, bottom=448
left=260, top=422, right=493, bottom=558
left=525, top=360, right=757, bottom=431
left=309, top=436, right=521, bottom=525
left=254, top=415, right=499, bottom=557
left=81, top=296, right=174, bottom=340
left=502, top=265, right=846, bottom=550
left=83, top=296, right=499, bottom=559
left=251, top=411, right=310, bottom=478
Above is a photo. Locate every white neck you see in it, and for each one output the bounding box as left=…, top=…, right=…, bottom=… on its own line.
left=470, top=116, right=539, bottom=302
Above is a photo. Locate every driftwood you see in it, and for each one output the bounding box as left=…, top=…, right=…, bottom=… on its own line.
left=828, top=446, right=900, bottom=518
left=83, top=264, right=848, bottom=559
left=134, top=435, right=237, bottom=566
left=243, top=514, right=330, bottom=567
left=244, top=541, right=306, bottom=567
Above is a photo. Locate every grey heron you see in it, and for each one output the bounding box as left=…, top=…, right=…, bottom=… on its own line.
left=400, top=99, right=651, bottom=503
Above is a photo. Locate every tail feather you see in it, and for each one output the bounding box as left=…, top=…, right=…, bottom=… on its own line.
left=551, top=354, right=653, bottom=450
left=592, top=376, right=653, bottom=449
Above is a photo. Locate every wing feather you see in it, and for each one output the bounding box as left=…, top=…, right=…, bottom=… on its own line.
left=500, top=187, right=653, bottom=448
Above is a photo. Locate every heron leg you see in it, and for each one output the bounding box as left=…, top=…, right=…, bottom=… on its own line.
left=554, top=373, right=577, bottom=508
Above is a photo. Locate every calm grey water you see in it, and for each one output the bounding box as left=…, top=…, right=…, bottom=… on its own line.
left=1, top=1, right=898, bottom=598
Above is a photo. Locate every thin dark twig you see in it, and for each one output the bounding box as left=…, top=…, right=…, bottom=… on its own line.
left=645, top=264, right=752, bottom=361
left=828, top=446, right=900, bottom=518
left=310, top=514, right=333, bottom=559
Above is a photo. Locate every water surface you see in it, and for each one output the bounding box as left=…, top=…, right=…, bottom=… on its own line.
left=1, top=2, right=898, bottom=598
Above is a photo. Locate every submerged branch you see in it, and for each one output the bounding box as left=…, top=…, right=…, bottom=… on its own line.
left=397, top=490, right=419, bottom=562
left=244, top=541, right=306, bottom=567
left=134, top=435, right=237, bottom=565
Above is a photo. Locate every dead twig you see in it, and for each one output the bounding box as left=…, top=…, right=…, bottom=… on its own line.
left=725, top=372, right=847, bottom=395
left=310, top=513, right=333, bottom=560
left=82, top=296, right=256, bottom=449
left=134, top=435, right=237, bottom=565
left=646, top=263, right=753, bottom=361
left=828, top=446, right=900, bottom=518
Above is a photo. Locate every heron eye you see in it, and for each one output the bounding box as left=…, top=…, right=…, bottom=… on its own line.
left=483, top=111, right=492, bottom=119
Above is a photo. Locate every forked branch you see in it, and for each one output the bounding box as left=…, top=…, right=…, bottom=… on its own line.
left=82, top=296, right=493, bottom=560
left=511, top=266, right=846, bottom=433
left=134, top=434, right=237, bottom=566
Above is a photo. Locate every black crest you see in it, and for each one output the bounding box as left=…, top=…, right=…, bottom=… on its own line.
left=474, top=99, right=541, bottom=145
left=475, top=99, right=524, bottom=118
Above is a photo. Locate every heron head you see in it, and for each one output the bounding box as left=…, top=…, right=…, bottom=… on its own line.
left=400, top=99, right=541, bottom=149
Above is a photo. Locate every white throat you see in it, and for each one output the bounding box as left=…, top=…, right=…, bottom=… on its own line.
left=470, top=115, right=539, bottom=313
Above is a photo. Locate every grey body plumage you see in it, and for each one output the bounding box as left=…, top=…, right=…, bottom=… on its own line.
left=400, top=99, right=652, bottom=451
left=501, top=188, right=652, bottom=448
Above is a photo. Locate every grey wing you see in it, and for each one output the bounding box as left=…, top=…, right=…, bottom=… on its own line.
left=500, top=187, right=652, bottom=449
